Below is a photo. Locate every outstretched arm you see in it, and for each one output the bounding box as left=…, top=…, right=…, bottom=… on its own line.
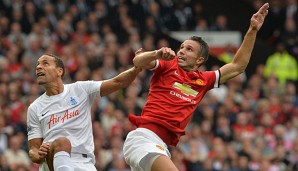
left=100, top=66, right=142, bottom=96
left=219, top=3, right=269, bottom=84
left=133, top=47, right=176, bottom=69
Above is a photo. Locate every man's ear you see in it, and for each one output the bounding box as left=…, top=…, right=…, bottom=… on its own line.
left=57, top=68, right=63, bottom=77
left=196, top=56, right=205, bottom=65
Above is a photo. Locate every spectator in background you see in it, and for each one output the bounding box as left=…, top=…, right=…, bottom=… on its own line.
left=22, top=34, right=44, bottom=68
left=280, top=18, right=298, bottom=56
left=257, top=0, right=286, bottom=45
left=0, top=115, right=9, bottom=154
left=7, top=80, right=24, bottom=125
left=179, top=124, right=209, bottom=165
left=43, top=3, right=58, bottom=32
left=172, top=1, right=194, bottom=31
left=7, top=22, right=27, bottom=50
left=237, top=155, right=253, bottom=171
left=54, top=0, right=70, bottom=19
left=285, top=0, right=298, bottom=56
left=210, top=14, right=230, bottom=31
left=194, top=18, right=209, bottom=32
left=21, top=1, right=39, bottom=34
left=233, top=112, right=255, bottom=140
left=264, top=42, right=297, bottom=85
left=285, top=81, right=298, bottom=107
left=4, top=134, right=31, bottom=170
left=285, top=0, right=298, bottom=22
left=215, top=115, right=233, bottom=142
left=218, top=43, right=237, bottom=64
left=169, top=147, right=187, bottom=171
left=0, top=16, right=10, bottom=36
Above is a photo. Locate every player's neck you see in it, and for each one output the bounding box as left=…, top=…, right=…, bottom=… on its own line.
left=180, top=66, right=199, bottom=72
left=44, top=81, right=64, bottom=96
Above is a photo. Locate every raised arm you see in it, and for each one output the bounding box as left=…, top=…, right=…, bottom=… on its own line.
left=133, top=47, right=176, bottom=69
left=219, top=3, right=269, bottom=84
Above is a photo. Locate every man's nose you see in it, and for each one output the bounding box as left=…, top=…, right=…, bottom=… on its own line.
left=36, top=64, right=42, bottom=70
left=178, top=50, right=184, bottom=55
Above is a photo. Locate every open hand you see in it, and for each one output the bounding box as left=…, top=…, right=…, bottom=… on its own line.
left=250, top=3, right=269, bottom=31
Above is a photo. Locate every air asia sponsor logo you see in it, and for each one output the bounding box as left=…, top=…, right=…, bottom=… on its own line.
left=171, top=82, right=198, bottom=104
left=47, top=109, right=79, bottom=129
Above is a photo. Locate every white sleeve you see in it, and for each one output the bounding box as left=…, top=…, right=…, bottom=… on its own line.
left=27, top=105, right=42, bottom=140
left=77, top=80, right=103, bottom=98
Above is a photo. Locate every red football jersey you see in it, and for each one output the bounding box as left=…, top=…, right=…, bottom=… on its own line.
left=129, top=57, right=220, bottom=145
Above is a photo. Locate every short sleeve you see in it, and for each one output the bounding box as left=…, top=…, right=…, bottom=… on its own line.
left=27, top=106, right=42, bottom=140
left=76, top=81, right=103, bottom=103
left=77, top=81, right=102, bottom=96
left=202, top=70, right=220, bottom=90
left=151, top=58, right=177, bottom=73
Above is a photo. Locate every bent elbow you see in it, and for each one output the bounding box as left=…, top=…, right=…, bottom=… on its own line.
left=237, top=63, right=247, bottom=74
left=238, top=68, right=246, bottom=74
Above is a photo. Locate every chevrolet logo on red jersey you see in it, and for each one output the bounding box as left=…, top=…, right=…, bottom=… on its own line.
left=173, top=82, right=198, bottom=97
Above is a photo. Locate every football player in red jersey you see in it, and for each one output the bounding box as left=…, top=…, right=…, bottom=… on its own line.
left=123, top=3, right=269, bottom=171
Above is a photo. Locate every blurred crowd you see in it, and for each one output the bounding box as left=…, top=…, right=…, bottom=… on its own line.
left=0, top=0, right=297, bottom=171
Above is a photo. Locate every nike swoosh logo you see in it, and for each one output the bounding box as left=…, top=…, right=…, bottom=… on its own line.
left=41, top=111, right=49, bottom=117
left=174, top=71, right=180, bottom=76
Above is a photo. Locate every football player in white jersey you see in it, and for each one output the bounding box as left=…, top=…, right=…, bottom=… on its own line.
left=27, top=53, right=142, bottom=171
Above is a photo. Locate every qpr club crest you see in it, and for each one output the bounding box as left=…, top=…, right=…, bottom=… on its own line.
left=67, top=96, right=79, bottom=105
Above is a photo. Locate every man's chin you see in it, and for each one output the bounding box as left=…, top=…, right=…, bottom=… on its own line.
left=37, top=81, right=46, bottom=85
left=177, top=62, right=185, bottom=68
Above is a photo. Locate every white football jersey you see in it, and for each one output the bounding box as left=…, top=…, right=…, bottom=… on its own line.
left=27, top=81, right=103, bottom=164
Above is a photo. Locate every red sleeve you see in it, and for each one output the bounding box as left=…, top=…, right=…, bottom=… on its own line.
left=201, top=70, right=220, bottom=90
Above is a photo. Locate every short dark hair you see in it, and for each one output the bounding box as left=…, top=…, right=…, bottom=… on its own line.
left=189, top=36, right=209, bottom=64
left=45, top=54, right=65, bottom=77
